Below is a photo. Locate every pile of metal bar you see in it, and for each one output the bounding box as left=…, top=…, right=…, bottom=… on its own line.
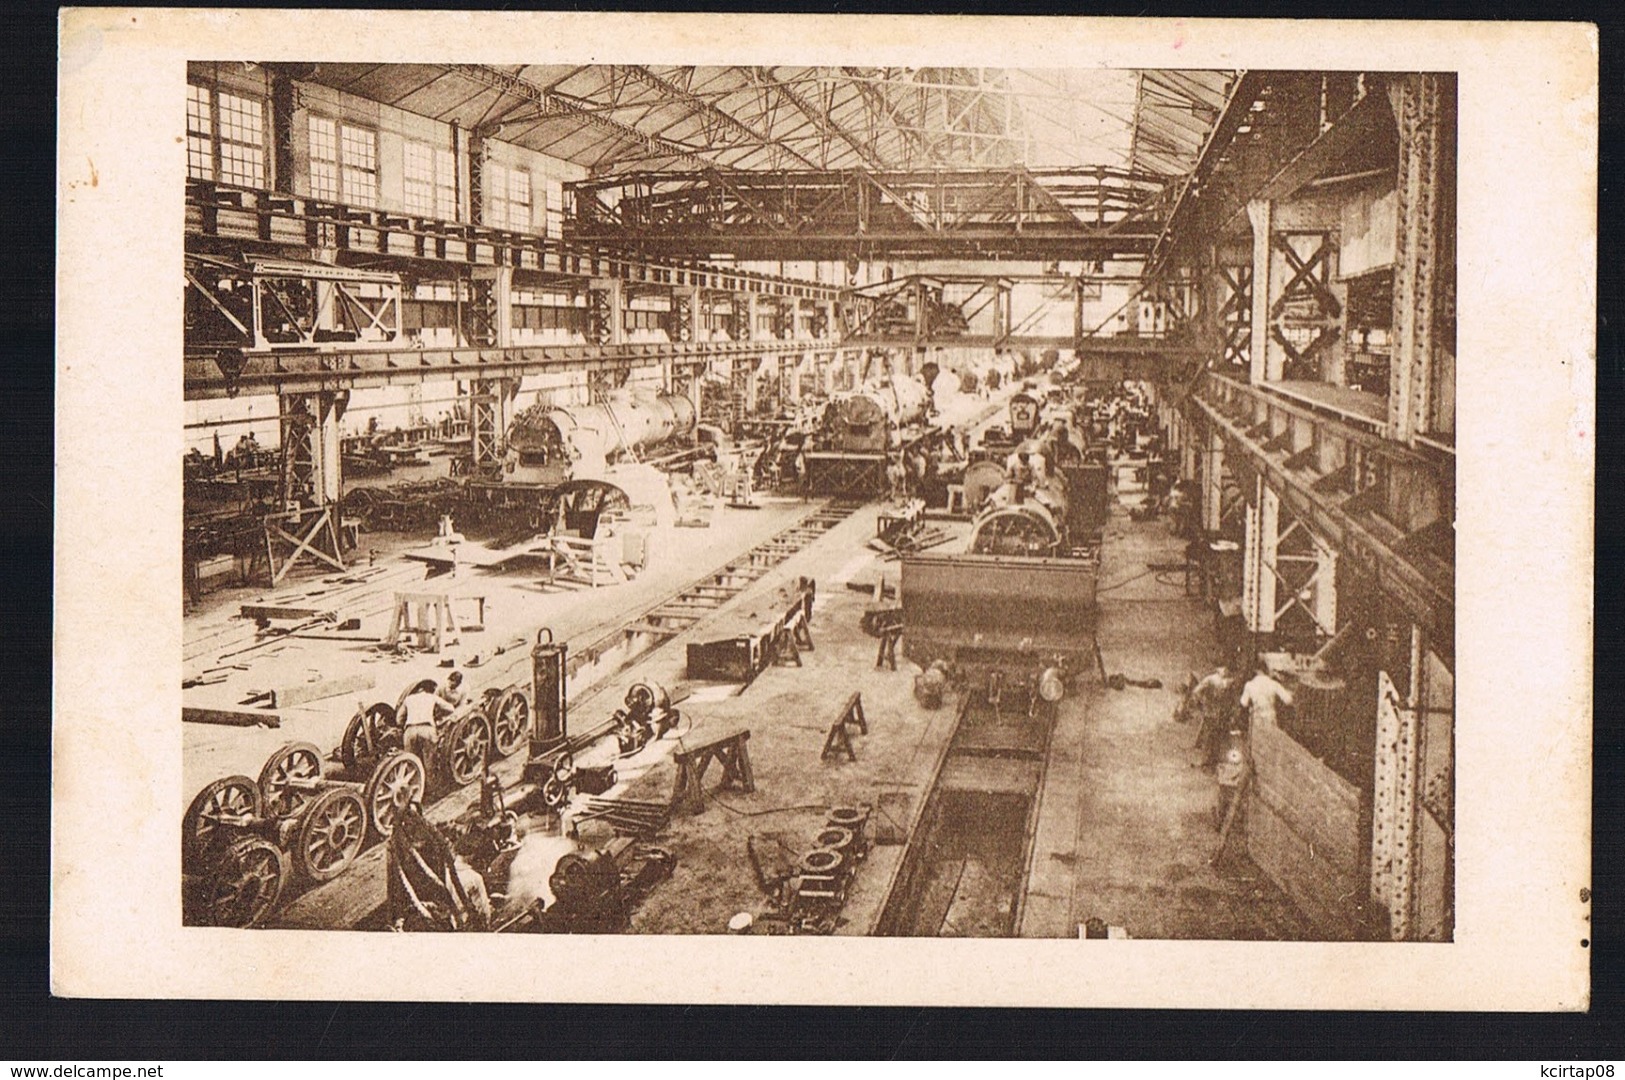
left=571, top=797, right=671, bottom=838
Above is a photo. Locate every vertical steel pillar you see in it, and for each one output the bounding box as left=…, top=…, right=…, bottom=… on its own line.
left=1309, top=536, right=1339, bottom=633
left=587, top=278, right=624, bottom=347
left=279, top=391, right=345, bottom=509
left=672, top=287, right=696, bottom=344
left=269, top=70, right=300, bottom=195
left=1073, top=276, right=1085, bottom=346
left=468, top=378, right=514, bottom=468
left=467, top=131, right=487, bottom=226
left=267, top=390, right=348, bottom=583
left=1242, top=477, right=1280, bottom=634
left=1372, top=626, right=1425, bottom=940
left=1246, top=199, right=1278, bottom=383
left=1388, top=74, right=1444, bottom=444
left=1201, top=428, right=1226, bottom=534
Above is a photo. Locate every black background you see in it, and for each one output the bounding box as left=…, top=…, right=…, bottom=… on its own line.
left=4, top=0, right=1618, bottom=1058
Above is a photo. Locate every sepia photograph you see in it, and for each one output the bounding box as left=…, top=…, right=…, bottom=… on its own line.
left=53, top=11, right=1594, bottom=1009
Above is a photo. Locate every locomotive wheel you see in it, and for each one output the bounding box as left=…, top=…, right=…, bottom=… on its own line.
left=182, top=775, right=264, bottom=867
left=443, top=711, right=492, bottom=788
left=293, top=788, right=367, bottom=883
left=364, top=751, right=426, bottom=840
left=814, top=827, right=854, bottom=853
left=490, top=688, right=531, bottom=758
left=195, top=835, right=287, bottom=929
left=393, top=679, right=439, bottom=717
left=826, top=807, right=867, bottom=830
left=258, top=741, right=325, bottom=819
left=549, top=852, right=593, bottom=897
left=341, top=702, right=401, bottom=773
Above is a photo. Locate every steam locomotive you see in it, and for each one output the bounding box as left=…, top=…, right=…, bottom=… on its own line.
left=462, top=389, right=700, bottom=538
left=803, top=376, right=931, bottom=496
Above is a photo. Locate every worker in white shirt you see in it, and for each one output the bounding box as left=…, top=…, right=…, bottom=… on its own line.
left=399, top=674, right=466, bottom=769
left=1239, top=659, right=1295, bottom=731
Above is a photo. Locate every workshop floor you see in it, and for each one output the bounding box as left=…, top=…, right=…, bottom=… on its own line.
left=181, top=494, right=825, bottom=798
left=621, top=503, right=962, bottom=935
left=1019, top=495, right=1314, bottom=940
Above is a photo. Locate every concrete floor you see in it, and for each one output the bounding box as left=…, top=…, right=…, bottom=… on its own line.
left=182, top=494, right=824, bottom=798
left=1019, top=495, right=1313, bottom=940
left=622, top=505, right=962, bottom=935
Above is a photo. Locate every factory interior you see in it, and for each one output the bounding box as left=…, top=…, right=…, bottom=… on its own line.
left=178, top=64, right=1456, bottom=942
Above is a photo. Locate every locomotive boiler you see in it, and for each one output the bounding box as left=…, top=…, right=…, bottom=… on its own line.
left=968, top=468, right=1071, bottom=558
left=464, top=389, right=697, bottom=539
left=505, top=390, right=697, bottom=485
left=804, top=376, right=930, bottom=496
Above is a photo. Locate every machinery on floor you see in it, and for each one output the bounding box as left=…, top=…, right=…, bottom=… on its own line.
left=804, top=375, right=931, bottom=496
left=463, top=388, right=699, bottom=537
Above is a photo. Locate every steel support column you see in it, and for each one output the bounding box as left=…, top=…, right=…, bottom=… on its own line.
left=468, top=378, right=515, bottom=468
left=1387, top=74, right=1444, bottom=444
left=1243, top=477, right=1281, bottom=634
left=1372, top=625, right=1426, bottom=940
left=672, top=287, right=697, bottom=344
left=1201, top=428, right=1226, bottom=534
left=468, top=131, right=488, bottom=226
left=269, top=390, right=348, bottom=583
left=587, top=278, right=624, bottom=348
left=1215, top=261, right=1253, bottom=373
left=1247, top=199, right=1277, bottom=383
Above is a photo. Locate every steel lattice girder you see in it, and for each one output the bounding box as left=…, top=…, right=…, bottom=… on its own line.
left=1189, top=374, right=1452, bottom=647
left=185, top=179, right=842, bottom=303
left=565, top=166, right=1173, bottom=259
left=186, top=339, right=826, bottom=400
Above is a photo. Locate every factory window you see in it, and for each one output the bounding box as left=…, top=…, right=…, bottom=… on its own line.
left=486, top=162, right=533, bottom=232
left=434, top=148, right=457, bottom=220
left=216, top=92, right=265, bottom=187
left=186, top=85, right=213, bottom=180
left=404, top=140, right=458, bottom=220
left=308, top=117, right=377, bottom=206
left=308, top=116, right=339, bottom=201
left=340, top=124, right=378, bottom=206
left=186, top=85, right=265, bottom=187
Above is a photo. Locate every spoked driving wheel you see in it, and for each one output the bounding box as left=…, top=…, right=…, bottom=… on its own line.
left=341, top=703, right=401, bottom=773
left=194, top=836, right=287, bottom=928
left=182, top=775, right=263, bottom=867
left=443, top=711, right=492, bottom=788
left=258, top=741, right=325, bottom=819
left=293, top=788, right=367, bottom=882
left=364, top=751, right=426, bottom=841
left=490, top=688, right=531, bottom=758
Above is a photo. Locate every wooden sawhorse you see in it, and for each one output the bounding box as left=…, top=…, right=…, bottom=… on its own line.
left=821, top=692, right=869, bottom=762
left=876, top=623, right=903, bottom=670
left=671, top=728, right=755, bottom=814
left=383, top=591, right=484, bottom=653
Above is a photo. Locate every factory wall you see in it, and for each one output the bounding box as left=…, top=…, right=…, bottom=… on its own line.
left=186, top=62, right=585, bottom=235
left=1246, top=712, right=1368, bottom=938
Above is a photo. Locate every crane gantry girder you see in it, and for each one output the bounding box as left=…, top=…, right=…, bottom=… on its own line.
left=565, top=164, right=1174, bottom=260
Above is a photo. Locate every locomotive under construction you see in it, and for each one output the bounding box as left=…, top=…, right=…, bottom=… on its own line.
left=804, top=375, right=932, bottom=497
left=461, top=388, right=703, bottom=538
left=902, top=409, right=1109, bottom=676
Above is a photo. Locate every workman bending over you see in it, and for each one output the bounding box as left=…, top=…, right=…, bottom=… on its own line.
left=399, top=672, right=467, bottom=765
